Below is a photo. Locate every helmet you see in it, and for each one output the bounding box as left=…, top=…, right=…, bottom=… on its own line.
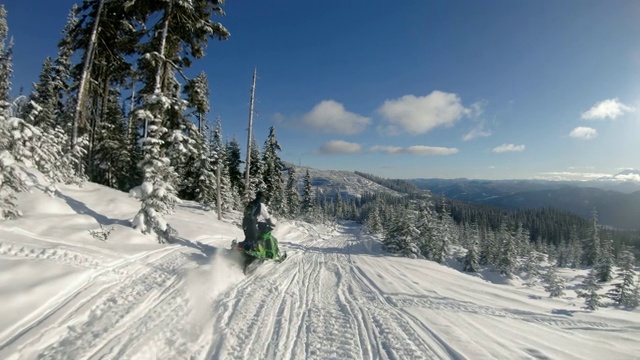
left=255, top=191, right=266, bottom=202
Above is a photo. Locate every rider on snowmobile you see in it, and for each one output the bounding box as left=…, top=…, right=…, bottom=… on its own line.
left=241, top=191, right=276, bottom=250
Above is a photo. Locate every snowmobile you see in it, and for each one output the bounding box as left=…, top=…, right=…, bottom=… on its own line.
left=231, top=222, right=287, bottom=275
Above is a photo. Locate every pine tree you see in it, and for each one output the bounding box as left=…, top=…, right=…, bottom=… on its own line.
left=578, top=269, right=603, bottom=311
left=0, top=5, right=12, bottom=104
left=190, top=122, right=216, bottom=209
left=607, top=249, right=638, bottom=308
left=497, top=223, right=517, bottom=278
left=90, top=89, right=130, bottom=188
left=131, top=96, right=181, bottom=243
left=521, top=249, right=542, bottom=276
left=383, top=210, right=420, bottom=258
left=584, top=208, right=600, bottom=266
left=0, top=115, right=32, bottom=219
left=285, top=167, right=300, bottom=217
left=0, top=5, right=32, bottom=219
left=543, top=265, right=566, bottom=298
left=432, top=198, right=451, bottom=264
left=479, top=227, right=498, bottom=266
left=130, top=0, right=228, bottom=242
left=183, top=71, right=210, bottom=132
left=567, top=226, right=583, bottom=268
left=301, top=169, right=314, bottom=215
left=367, top=202, right=383, bottom=234
left=245, top=137, right=264, bottom=199
left=463, top=238, right=480, bottom=272
left=210, top=118, right=237, bottom=212
left=596, top=237, right=614, bottom=283
left=22, top=102, right=70, bottom=189
left=415, top=203, right=437, bottom=259
left=225, top=137, right=244, bottom=200
left=262, top=126, right=286, bottom=215
left=556, top=238, right=570, bottom=268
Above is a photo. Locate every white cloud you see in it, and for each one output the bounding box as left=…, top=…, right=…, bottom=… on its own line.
left=615, top=173, right=640, bottom=182
left=317, top=140, right=361, bottom=155
left=370, top=145, right=404, bottom=154
left=492, top=144, right=525, bottom=153
left=569, top=126, right=597, bottom=140
left=370, top=145, right=458, bottom=156
left=581, top=98, right=635, bottom=120
left=536, top=172, right=612, bottom=181
left=378, top=91, right=471, bottom=135
left=301, top=100, right=371, bottom=135
left=407, top=146, right=459, bottom=155
left=462, top=126, right=492, bottom=141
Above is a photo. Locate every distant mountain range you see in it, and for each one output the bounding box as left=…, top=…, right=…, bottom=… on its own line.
left=285, top=164, right=639, bottom=229
left=409, top=171, right=640, bottom=229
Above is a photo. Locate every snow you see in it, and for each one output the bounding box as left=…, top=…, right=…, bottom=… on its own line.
left=1, top=174, right=639, bottom=359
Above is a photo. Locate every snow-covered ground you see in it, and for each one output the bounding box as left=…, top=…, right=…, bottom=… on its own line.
left=1, top=176, right=639, bottom=359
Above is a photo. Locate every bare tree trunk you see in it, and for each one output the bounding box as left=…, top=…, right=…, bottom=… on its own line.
left=127, top=75, right=136, bottom=136
left=73, top=0, right=104, bottom=148
left=244, top=68, right=257, bottom=201
left=216, top=162, right=222, bottom=220
left=144, top=2, right=172, bottom=140
left=153, top=4, right=171, bottom=95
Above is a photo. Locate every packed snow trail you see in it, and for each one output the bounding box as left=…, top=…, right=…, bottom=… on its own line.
left=2, top=220, right=639, bottom=359
left=200, top=225, right=459, bottom=360
left=194, top=223, right=639, bottom=360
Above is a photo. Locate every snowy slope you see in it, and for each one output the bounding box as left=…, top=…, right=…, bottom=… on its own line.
left=1, top=176, right=639, bottom=360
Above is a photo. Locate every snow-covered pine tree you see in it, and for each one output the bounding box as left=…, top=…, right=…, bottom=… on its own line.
left=211, top=118, right=238, bottom=212
left=367, top=202, right=383, bottom=234
left=301, top=169, right=314, bottom=216
left=131, top=0, right=228, bottom=242
left=606, top=249, right=638, bottom=308
left=167, top=123, right=195, bottom=198
left=431, top=197, right=452, bottom=263
left=463, top=237, right=480, bottom=272
left=596, top=237, right=614, bottom=283
left=415, top=203, right=437, bottom=259
left=261, top=126, right=286, bottom=215
left=0, top=4, right=11, bottom=103
left=181, top=72, right=218, bottom=209
left=225, top=137, right=244, bottom=201
left=285, top=166, right=300, bottom=218
left=556, top=238, right=570, bottom=268
left=188, top=121, right=216, bottom=209
left=567, top=226, right=583, bottom=268
left=512, top=223, right=530, bottom=257
left=0, top=112, right=33, bottom=219
left=132, top=95, right=181, bottom=243
left=131, top=10, right=184, bottom=240
left=183, top=71, right=210, bottom=132
left=521, top=248, right=542, bottom=276
left=0, top=5, right=33, bottom=219
left=584, top=208, right=601, bottom=266
left=577, top=268, right=603, bottom=311
left=90, top=89, right=130, bottom=188
left=333, top=190, right=344, bottom=219
left=479, top=226, right=498, bottom=266
left=245, top=137, right=264, bottom=199
left=21, top=101, right=69, bottom=191
left=543, top=265, right=566, bottom=298
left=383, top=209, right=420, bottom=258
left=497, top=223, right=517, bottom=278
left=53, top=4, right=78, bottom=125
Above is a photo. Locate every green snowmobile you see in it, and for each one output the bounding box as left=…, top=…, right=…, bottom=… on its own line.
left=231, top=222, right=286, bottom=274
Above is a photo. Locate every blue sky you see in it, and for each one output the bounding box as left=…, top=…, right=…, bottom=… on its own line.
left=5, top=1, right=640, bottom=180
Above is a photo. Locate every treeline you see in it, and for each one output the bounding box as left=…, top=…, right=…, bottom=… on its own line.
left=354, top=171, right=420, bottom=194
left=0, top=2, right=308, bottom=243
